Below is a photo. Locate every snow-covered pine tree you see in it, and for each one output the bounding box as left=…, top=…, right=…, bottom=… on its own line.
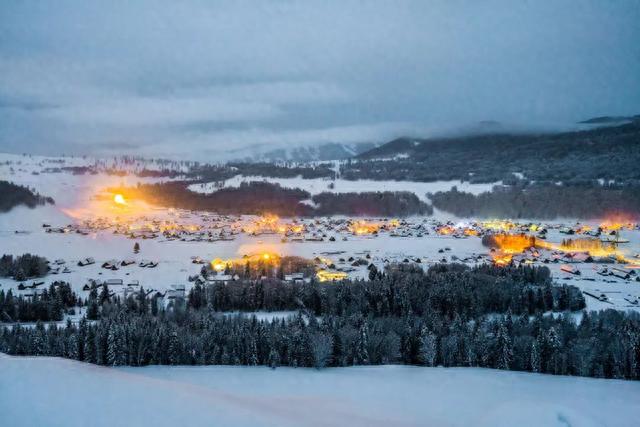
left=496, top=322, right=513, bottom=370
left=355, top=323, right=370, bottom=365
left=106, top=323, right=117, bottom=366
left=168, top=330, right=179, bottom=365
left=420, top=327, right=437, bottom=367
left=530, top=341, right=541, bottom=373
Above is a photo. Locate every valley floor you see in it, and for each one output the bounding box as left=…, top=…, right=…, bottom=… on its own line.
left=1, top=353, right=638, bottom=427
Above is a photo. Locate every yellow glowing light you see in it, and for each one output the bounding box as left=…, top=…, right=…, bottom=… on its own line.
left=600, top=214, right=636, bottom=231
left=482, top=220, right=516, bottom=232
left=211, top=258, right=227, bottom=271
left=209, top=252, right=280, bottom=273
left=463, top=228, right=479, bottom=236
left=349, top=220, right=380, bottom=235
left=492, top=253, right=513, bottom=266
left=437, top=225, right=455, bottom=235
left=486, top=233, right=627, bottom=263
left=113, top=194, right=127, bottom=205
left=316, top=270, right=348, bottom=282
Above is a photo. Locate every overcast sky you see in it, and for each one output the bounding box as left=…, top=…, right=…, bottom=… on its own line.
left=1, top=0, right=639, bottom=159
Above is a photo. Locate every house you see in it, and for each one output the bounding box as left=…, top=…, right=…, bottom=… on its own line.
left=104, top=278, right=123, bottom=286
left=567, top=252, right=592, bottom=263
left=207, top=274, right=233, bottom=284
left=284, top=273, right=305, bottom=284
left=165, top=284, right=185, bottom=300
left=78, top=257, right=95, bottom=267
left=102, top=260, right=119, bottom=270
left=21, top=288, right=45, bottom=300
left=560, top=265, right=581, bottom=275
left=139, top=260, right=158, bottom=268
left=123, top=286, right=142, bottom=299
left=610, top=267, right=632, bottom=280
left=121, top=259, right=136, bottom=266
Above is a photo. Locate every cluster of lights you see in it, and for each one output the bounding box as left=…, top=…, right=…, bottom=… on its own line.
left=210, top=252, right=281, bottom=272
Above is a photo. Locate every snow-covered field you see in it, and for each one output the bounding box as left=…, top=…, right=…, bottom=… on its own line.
left=2, top=353, right=639, bottom=427
left=187, top=174, right=500, bottom=203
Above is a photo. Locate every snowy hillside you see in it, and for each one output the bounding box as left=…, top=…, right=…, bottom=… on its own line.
left=2, top=354, right=639, bottom=427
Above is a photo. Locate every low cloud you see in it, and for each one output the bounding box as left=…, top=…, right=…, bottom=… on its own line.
left=0, top=1, right=638, bottom=159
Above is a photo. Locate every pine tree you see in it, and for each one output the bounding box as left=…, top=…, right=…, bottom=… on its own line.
left=248, top=337, right=259, bottom=366
left=168, top=331, right=179, bottom=365
left=368, top=265, right=378, bottom=281
left=546, top=326, right=562, bottom=374
left=355, top=323, right=370, bottom=365
left=420, top=328, right=438, bottom=367
left=99, top=284, right=110, bottom=305
left=86, top=327, right=97, bottom=364
left=106, top=323, right=117, bottom=366
left=530, top=341, right=541, bottom=373
left=268, top=347, right=279, bottom=369
left=67, top=334, right=79, bottom=360
left=32, top=322, right=45, bottom=356
left=496, top=322, right=513, bottom=370
left=137, top=287, right=148, bottom=314
left=310, top=333, right=333, bottom=369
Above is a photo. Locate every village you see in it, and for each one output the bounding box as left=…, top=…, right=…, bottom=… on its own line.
left=2, top=189, right=640, bottom=313
left=1, top=154, right=639, bottom=314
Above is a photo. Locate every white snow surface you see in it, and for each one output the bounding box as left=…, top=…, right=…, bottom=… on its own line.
left=187, top=175, right=500, bottom=203
left=1, top=353, right=639, bottom=427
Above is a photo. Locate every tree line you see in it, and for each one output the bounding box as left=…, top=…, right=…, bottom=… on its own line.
left=0, top=253, right=50, bottom=281
left=429, top=183, right=640, bottom=219
left=1, top=301, right=638, bottom=379
left=117, top=181, right=433, bottom=217
left=0, top=181, right=54, bottom=213
left=187, top=162, right=335, bottom=182
left=0, top=283, right=78, bottom=322
left=188, top=264, right=585, bottom=317
left=312, top=192, right=432, bottom=216
left=6, top=264, right=637, bottom=381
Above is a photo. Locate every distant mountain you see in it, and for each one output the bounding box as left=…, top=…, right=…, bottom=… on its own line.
left=348, top=119, right=640, bottom=183
left=578, top=115, right=640, bottom=125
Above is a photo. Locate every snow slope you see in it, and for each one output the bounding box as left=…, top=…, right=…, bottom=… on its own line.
left=1, top=354, right=639, bottom=427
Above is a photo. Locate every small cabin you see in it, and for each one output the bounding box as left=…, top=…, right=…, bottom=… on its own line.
left=78, top=257, right=95, bottom=267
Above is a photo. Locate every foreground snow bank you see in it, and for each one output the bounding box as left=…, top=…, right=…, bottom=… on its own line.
left=1, top=354, right=638, bottom=427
